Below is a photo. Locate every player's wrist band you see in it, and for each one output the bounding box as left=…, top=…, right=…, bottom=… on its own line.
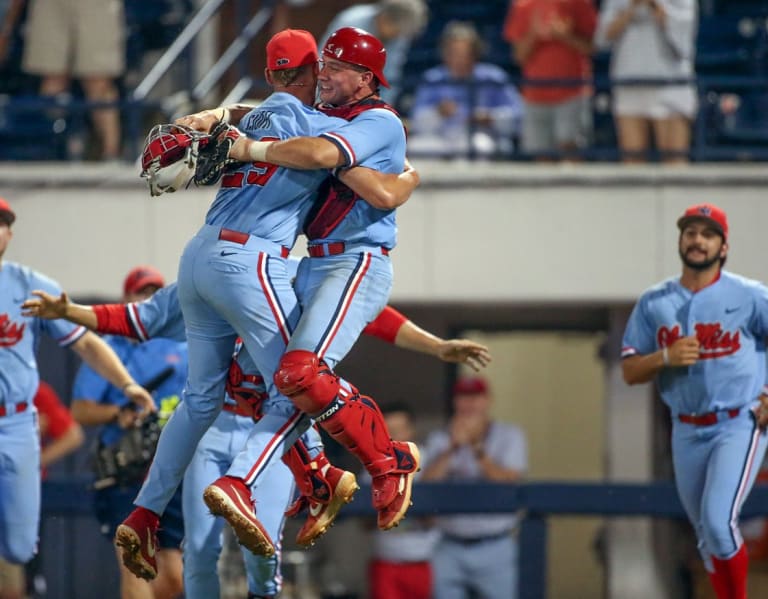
left=248, top=141, right=271, bottom=162
left=662, top=347, right=670, bottom=366
left=219, top=107, right=231, bottom=124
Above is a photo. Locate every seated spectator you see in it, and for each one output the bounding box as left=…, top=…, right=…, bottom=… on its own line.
left=21, top=0, right=125, bottom=160
left=504, top=0, right=597, bottom=160
left=319, top=0, right=428, bottom=104
left=595, top=0, right=698, bottom=163
left=408, top=21, right=524, bottom=159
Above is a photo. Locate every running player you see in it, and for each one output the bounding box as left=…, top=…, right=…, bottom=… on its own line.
left=622, top=203, right=768, bottom=599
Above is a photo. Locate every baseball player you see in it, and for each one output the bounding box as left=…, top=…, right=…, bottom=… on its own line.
left=0, top=198, right=154, bottom=568
left=622, top=203, right=768, bottom=599
left=70, top=266, right=188, bottom=599
left=211, top=27, right=419, bottom=541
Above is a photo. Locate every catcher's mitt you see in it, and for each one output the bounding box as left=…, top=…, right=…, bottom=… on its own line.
left=193, top=121, right=245, bottom=186
left=140, top=124, right=211, bottom=196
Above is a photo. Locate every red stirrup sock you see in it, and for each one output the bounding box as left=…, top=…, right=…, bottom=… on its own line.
left=712, top=544, right=748, bottom=599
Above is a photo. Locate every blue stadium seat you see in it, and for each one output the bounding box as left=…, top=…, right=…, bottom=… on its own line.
left=0, top=96, right=70, bottom=161
left=696, top=15, right=763, bottom=76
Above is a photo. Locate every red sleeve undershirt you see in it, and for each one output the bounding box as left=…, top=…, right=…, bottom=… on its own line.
left=362, top=306, right=407, bottom=344
left=92, top=304, right=140, bottom=339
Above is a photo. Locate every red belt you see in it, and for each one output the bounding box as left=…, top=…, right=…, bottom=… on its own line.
left=678, top=408, right=740, bottom=426
left=223, top=403, right=253, bottom=419
left=308, top=242, right=389, bottom=257
left=0, top=402, right=29, bottom=418
left=218, top=228, right=289, bottom=258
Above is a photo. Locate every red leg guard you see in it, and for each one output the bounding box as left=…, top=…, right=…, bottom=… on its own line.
left=316, top=392, right=400, bottom=477
left=274, top=350, right=340, bottom=414
left=281, top=432, right=333, bottom=508
left=712, top=544, right=748, bottom=599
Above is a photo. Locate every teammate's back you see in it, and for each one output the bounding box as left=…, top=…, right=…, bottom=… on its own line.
left=205, top=94, right=344, bottom=249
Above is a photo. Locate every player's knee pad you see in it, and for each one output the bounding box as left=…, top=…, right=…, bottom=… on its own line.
left=274, top=350, right=340, bottom=414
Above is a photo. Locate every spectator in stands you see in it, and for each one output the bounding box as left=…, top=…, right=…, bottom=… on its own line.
left=20, top=0, right=125, bottom=160
left=319, top=0, right=428, bottom=104
left=0, top=381, right=84, bottom=599
left=408, top=21, right=524, bottom=159
left=504, top=0, right=597, bottom=160
left=71, top=266, right=187, bottom=599
left=420, top=377, right=528, bottom=599
left=595, top=0, right=698, bottom=163
left=362, top=401, right=439, bottom=599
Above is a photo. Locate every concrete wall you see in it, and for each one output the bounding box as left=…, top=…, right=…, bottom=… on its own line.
left=3, top=162, right=767, bottom=300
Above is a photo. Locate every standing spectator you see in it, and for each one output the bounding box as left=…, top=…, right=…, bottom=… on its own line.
left=21, top=0, right=125, bottom=160
left=0, top=382, right=84, bottom=599
left=420, top=377, right=528, bottom=599
left=504, top=0, right=597, bottom=159
left=0, top=196, right=154, bottom=576
left=408, top=21, right=524, bottom=158
left=363, top=402, right=439, bottom=599
left=595, top=0, right=698, bottom=163
left=71, top=266, right=186, bottom=599
left=622, top=203, right=768, bottom=598
left=35, top=381, right=85, bottom=475
left=319, top=0, right=428, bottom=103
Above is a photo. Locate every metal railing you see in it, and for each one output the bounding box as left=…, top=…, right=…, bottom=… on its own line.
left=40, top=478, right=768, bottom=599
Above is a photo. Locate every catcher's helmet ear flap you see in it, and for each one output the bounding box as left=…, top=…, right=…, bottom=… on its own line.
left=322, top=27, right=389, bottom=88
left=140, top=124, right=206, bottom=197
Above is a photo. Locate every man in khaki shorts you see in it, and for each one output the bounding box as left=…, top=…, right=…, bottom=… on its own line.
left=22, top=0, right=124, bottom=160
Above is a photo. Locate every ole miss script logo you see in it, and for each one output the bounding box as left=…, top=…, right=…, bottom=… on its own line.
left=0, top=314, right=25, bottom=347
left=657, top=323, right=741, bottom=359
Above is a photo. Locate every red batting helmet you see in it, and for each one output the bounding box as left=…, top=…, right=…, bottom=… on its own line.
left=322, top=27, right=390, bottom=88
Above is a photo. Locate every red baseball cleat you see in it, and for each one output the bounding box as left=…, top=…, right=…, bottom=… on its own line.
left=373, top=441, right=421, bottom=530
left=203, top=475, right=275, bottom=556
left=114, top=507, right=160, bottom=580
left=294, top=467, right=359, bottom=547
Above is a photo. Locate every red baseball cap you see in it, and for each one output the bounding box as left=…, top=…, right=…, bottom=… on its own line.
left=266, top=29, right=318, bottom=71
left=677, top=203, right=728, bottom=239
left=453, top=377, right=489, bottom=396
left=0, top=198, right=16, bottom=226
left=123, top=265, right=165, bottom=296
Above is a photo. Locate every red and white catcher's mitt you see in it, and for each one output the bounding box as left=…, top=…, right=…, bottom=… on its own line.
left=140, top=124, right=211, bottom=196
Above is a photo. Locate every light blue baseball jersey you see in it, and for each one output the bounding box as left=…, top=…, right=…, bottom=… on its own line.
left=622, top=270, right=768, bottom=416
left=124, top=283, right=186, bottom=342
left=0, top=262, right=86, bottom=406
left=0, top=261, right=85, bottom=564
left=205, top=93, right=346, bottom=248
left=317, top=108, right=406, bottom=248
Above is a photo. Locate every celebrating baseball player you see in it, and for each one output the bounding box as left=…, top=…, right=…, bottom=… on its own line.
left=0, top=198, right=154, bottom=569
left=621, top=203, right=768, bottom=599
left=189, top=27, right=419, bottom=547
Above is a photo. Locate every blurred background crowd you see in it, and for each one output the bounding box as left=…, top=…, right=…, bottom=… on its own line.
left=0, top=0, right=766, bottom=163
